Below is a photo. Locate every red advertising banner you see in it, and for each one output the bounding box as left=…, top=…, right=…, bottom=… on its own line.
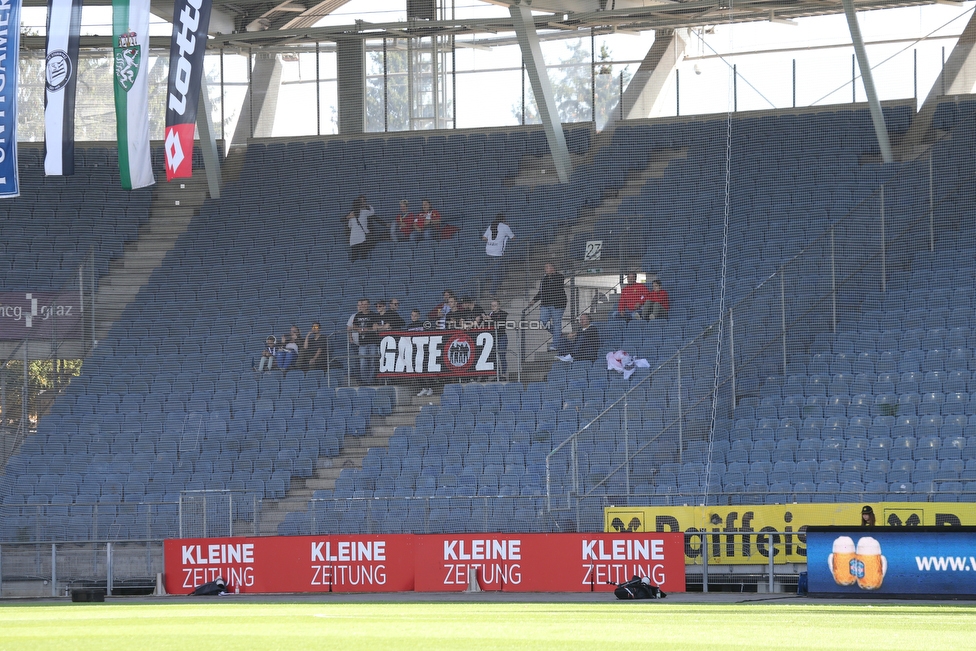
left=164, top=533, right=685, bottom=594
left=163, top=535, right=415, bottom=594
left=414, top=533, right=685, bottom=593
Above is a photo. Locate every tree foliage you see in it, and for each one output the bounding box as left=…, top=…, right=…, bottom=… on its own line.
left=513, top=39, right=630, bottom=130
left=366, top=38, right=453, bottom=132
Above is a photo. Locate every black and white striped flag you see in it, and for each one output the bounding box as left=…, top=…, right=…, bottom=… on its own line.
left=44, top=0, right=82, bottom=176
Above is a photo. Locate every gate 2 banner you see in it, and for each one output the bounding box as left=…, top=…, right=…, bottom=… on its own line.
left=0, top=0, right=21, bottom=198
left=43, top=0, right=81, bottom=176
left=164, top=0, right=211, bottom=181
left=164, top=533, right=686, bottom=594
left=807, top=526, right=976, bottom=597
left=377, top=329, right=498, bottom=379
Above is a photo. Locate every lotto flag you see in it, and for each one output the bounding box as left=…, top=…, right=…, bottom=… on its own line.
left=113, top=0, right=155, bottom=190
left=164, top=0, right=211, bottom=181
left=43, top=0, right=82, bottom=176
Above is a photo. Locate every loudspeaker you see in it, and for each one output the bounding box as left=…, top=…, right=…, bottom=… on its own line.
left=71, top=588, right=106, bottom=602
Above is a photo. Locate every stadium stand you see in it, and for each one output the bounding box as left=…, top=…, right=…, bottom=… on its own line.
left=2, top=95, right=976, bottom=541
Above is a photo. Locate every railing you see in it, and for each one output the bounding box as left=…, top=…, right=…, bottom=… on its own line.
left=546, top=100, right=976, bottom=524
left=681, top=531, right=803, bottom=593
left=0, top=540, right=164, bottom=598
left=0, top=532, right=805, bottom=598
left=0, top=502, right=183, bottom=543
left=179, top=490, right=261, bottom=539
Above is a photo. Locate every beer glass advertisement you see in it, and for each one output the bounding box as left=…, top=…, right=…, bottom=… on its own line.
left=807, top=526, right=976, bottom=596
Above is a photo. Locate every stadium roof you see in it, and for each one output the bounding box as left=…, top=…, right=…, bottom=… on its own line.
left=207, top=0, right=948, bottom=47
left=19, top=0, right=952, bottom=48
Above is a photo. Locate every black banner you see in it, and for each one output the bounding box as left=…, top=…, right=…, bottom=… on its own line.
left=377, top=329, right=497, bottom=378
left=164, top=0, right=211, bottom=180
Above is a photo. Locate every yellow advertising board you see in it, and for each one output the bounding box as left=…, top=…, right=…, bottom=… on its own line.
left=605, top=503, right=976, bottom=565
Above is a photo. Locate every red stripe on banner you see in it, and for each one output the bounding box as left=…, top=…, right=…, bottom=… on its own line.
left=164, top=124, right=194, bottom=181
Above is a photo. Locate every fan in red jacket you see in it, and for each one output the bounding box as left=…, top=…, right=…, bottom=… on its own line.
left=644, top=279, right=669, bottom=320
left=393, top=199, right=415, bottom=242
left=616, top=273, right=649, bottom=319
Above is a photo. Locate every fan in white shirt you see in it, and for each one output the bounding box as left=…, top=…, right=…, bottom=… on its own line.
left=482, top=214, right=515, bottom=296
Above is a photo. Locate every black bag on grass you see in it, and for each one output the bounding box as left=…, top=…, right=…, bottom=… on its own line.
left=614, top=575, right=666, bottom=600
left=191, top=577, right=227, bottom=596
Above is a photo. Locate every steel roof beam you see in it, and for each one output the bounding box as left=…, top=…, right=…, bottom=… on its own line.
left=902, top=9, right=976, bottom=156
left=842, top=0, right=893, bottom=163
left=511, top=3, right=572, bottom=183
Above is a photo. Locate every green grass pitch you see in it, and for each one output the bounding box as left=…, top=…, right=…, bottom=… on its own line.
left=0, top=602, right=975, bottom=650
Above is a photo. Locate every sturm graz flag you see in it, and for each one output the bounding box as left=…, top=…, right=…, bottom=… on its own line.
left=43, top=0, right=81, bottom=176
left=113, top=0, right=155, bottom=190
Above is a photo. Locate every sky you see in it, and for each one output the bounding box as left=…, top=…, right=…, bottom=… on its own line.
left=18, top=0, right=976, bottom=135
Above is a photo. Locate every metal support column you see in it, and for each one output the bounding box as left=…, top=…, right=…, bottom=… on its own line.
left=780, top=274, right=787, bottom=374
left=22, top=340, right=28, bottom=436
left=316, top=42, right=322, bottom=135
left=768, top=532, right=775, bottom=593
left=677, top=353, right=683, bottom=464
left=728, top=308, right=736, bottom=408
left=77, top=263, right=84, bottom=350
left=51, top=544, right=57, bottom=597
left=830, top=228, right=837, bottom=333
left=623, top=394, right=630, bottom=496
left=733, top=64, right=737, bottom=112
left=929, top=152, right=934, bottom=252
left=107, top=542, right=113, bottom=596
left=590, top=28, right=595, bottom=124
left=842, top=0, right=893, bottom=163
left=90, top=249, right=96, bottom=348
left=509, top=4, right=571, bottom=183
left=675, top=68, right=680, bottom=116
left=880, top=184, right=887, bottom=293
left=701, top=533, right=708, bottom=593
left=196, top=75, right=222, bottom=200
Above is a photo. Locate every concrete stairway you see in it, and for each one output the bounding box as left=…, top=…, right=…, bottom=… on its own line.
left=256, top=387, right=434, bottom=535
left=92, top=174, right=211, bottom=343
left=494, top=147, right=689, bottom=371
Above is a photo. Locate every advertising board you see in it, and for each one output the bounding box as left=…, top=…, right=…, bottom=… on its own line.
left=414, top=533, right=685, bottom=593
left=164, top=533, right=686, bottom=594
left=605, top=502, right=976, bottom=564
left=807, top=526, right=976, bottom=596
left=163, top=535, right=415, bottom=594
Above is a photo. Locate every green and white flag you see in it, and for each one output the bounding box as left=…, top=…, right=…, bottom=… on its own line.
left=113, top=0, right=154, bottom=190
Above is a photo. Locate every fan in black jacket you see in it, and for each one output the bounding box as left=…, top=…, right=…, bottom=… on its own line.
left=527, top=262, right=567, bottom=351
